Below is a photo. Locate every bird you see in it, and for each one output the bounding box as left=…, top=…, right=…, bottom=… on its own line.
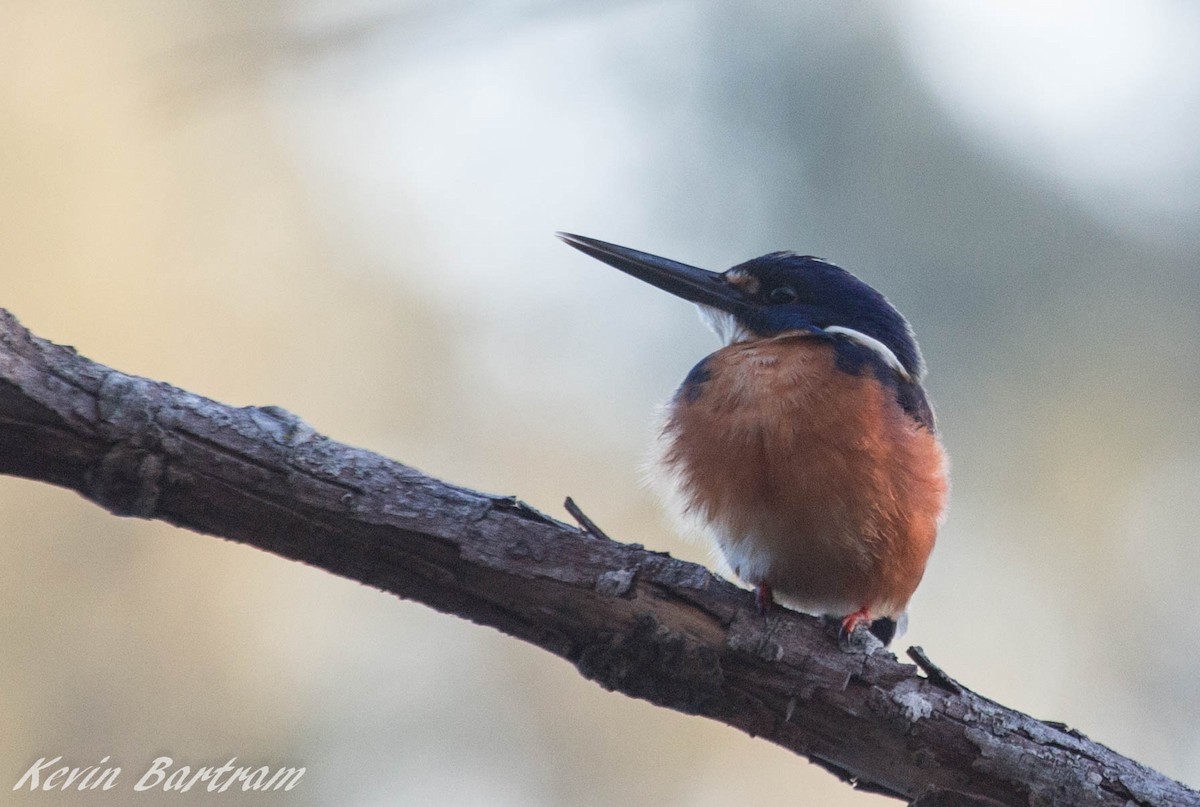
left=557, top=232, right=948, bottom=646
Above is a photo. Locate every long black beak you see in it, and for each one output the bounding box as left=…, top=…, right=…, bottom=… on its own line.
left=556, top=233, right=750, bottom=315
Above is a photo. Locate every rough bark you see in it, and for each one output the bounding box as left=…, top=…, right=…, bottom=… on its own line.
left=0, top=307, right=1192, bottom=807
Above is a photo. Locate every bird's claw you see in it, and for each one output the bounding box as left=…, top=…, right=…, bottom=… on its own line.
left=837, top=607, right=880, bottom=652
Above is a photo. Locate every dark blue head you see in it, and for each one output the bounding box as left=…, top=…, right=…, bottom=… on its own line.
left=557, top=233, right=925, bottom=381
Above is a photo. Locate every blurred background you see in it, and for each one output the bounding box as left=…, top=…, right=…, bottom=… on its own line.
left=3, top=1, right=1200, bottom=804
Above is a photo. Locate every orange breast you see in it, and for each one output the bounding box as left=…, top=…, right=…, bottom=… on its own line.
left=653, top=335, right=948, bottom=618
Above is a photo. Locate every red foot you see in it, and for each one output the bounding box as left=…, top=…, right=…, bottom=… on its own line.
left=839, top=606, right=872, bottom=645
left=755, top=584, right=774, bottom=615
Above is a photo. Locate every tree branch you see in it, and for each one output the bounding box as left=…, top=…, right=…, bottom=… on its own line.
left=0, top=307, right=1192, bottom=807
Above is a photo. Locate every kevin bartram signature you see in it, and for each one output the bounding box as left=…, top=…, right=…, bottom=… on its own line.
left=13, top=756, right=305, bottom=793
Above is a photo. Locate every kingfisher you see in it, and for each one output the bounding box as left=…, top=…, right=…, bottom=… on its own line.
left=557, top=233, right=948, bottom=646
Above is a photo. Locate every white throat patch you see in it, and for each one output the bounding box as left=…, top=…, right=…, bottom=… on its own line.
left=696, top=306, right=753, bottom=346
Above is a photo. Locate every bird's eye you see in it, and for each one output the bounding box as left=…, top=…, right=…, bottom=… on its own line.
left=768, top=285, right=798, bottom=304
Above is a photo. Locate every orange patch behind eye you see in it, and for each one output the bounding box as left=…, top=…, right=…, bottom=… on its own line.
left=723, top=270, right=760, bottom=296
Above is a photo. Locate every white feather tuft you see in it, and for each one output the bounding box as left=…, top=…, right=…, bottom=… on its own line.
left=818, top=325, right=916, bottom=382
